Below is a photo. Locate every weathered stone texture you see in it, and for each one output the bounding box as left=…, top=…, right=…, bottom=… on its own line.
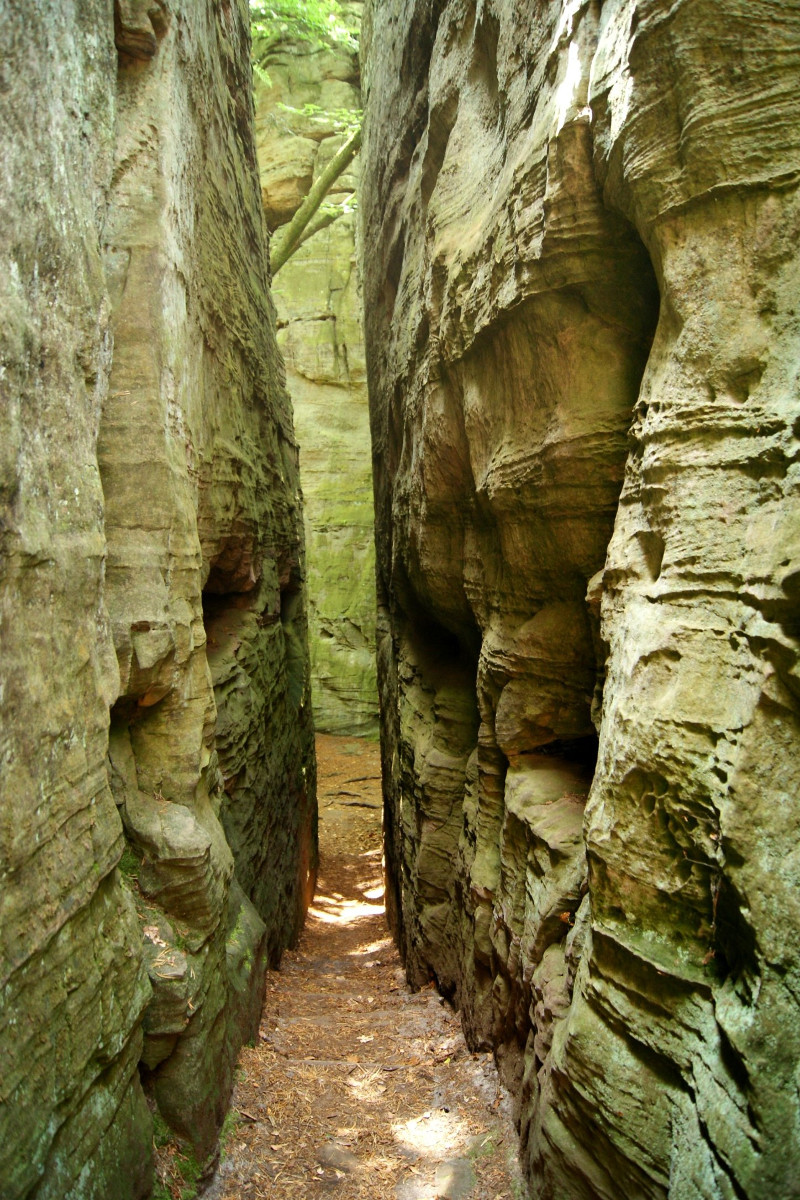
left=103, top=6, right=316, bottom=1157
left=361, top=1, right=800, bottom=1196
left=254, top=5, right=379, bottom=735
left=0, top=5, right=151, bottom=1197
left=1, top=1, right=315, bottom=1194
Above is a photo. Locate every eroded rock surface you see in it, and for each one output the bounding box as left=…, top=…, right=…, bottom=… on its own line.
left=361, top=1, right=800, bottom=1196
left=0, top=2, right=315, bottom=1195
left=254, top=4, right=379, bottom=735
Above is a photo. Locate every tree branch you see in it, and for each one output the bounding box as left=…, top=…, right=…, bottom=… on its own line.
left=270, top=124, right=361, bottom=276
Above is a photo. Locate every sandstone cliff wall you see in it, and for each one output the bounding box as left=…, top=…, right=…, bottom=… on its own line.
left=361, top=2, right=800, bottom=1196
left=254, top=4, right=379, bottom=736
left=0, top=3, right=315, bottom=1195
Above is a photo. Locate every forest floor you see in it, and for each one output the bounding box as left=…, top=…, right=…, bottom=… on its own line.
left=204, top=733, right=524, bottom=1200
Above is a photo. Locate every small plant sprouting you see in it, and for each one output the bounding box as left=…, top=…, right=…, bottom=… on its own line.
left=152, top=1110, right=204, bottom=1200
left=219, top=1107, right=240, bottom=1163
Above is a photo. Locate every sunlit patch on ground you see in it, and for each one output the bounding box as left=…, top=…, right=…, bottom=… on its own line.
left=349, top=936, right=393, bottom=959
left=392, top=1108, right=469, bottom=1158
left=207, top=733, right=523, bottom=1200
left=308, top=895, right=386, bottom=925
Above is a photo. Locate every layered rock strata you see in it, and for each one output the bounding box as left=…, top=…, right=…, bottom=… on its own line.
left=361, top=1, right=800, bottom=1196
left=254, top=3, right=379, bottom=735
left=0, top=2, right=315, bottom=1196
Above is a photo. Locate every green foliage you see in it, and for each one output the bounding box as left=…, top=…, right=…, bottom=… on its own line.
left=277, top=100, right=362, bottom=135
left=176, top=1151, right=203, bottom=1198
left=318, top=194, right=358, bottom=219
left=152, top=1112, right=173, bottom=1151
left=250, top=0, right=357, bottom=53
left=249, top=0, right=362, bottom=271
left=118, top=843, right=141, bottom=881
left=151, top=1110, right=203, bottom=1200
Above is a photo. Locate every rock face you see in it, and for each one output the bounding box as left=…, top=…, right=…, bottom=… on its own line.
left=253, top=4, right=379, bottom=736
left=360, top=1, right=800, bottom=1196
left=0, top=2, right=315, bottom=1196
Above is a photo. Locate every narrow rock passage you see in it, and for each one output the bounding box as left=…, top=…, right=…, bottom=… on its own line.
left=210, top=734, right=523, bottom=1199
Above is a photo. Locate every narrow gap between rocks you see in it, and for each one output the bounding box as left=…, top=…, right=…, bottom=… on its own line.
left=208, top=734, right=524, bottom=1200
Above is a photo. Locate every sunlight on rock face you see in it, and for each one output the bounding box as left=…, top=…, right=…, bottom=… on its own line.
left=555, top=40, right=582, bottom=131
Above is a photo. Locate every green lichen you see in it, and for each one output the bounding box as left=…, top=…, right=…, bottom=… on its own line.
left=468, top=1134, right=496, bottom=1161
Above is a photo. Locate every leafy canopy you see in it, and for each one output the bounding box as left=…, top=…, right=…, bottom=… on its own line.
left=248, top=0, right=362, bottom=274
left=249, top=0, right=357, bottom=52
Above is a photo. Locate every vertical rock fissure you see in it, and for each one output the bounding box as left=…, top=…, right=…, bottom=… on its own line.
left=253, top=0, right=380, bottom=739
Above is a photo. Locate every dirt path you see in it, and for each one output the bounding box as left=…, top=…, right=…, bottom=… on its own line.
left=209, top=734, right=523, bottom=1200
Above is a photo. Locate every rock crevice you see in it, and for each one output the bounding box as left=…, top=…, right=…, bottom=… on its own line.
left=253, top=1, right=380, bottom=736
